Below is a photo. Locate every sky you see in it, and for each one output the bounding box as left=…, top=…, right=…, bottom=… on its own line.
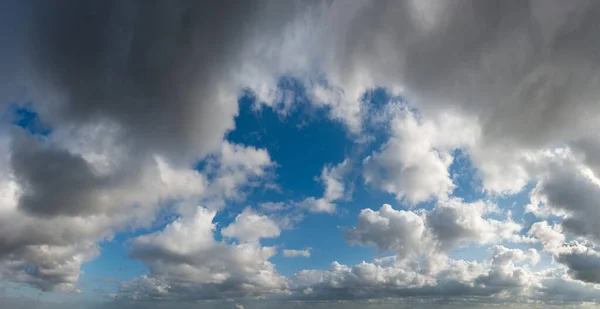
left=2, top=0, right=600, bottom=308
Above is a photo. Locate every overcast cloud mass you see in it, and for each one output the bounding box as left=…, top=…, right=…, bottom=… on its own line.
left=2, top=0, right=600, bottom=308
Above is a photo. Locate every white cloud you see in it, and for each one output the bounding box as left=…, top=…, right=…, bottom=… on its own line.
left=221, top=208, right=281, bottom=243
left=363, top=109, right=478, bottom=204
left=282, top=249, right=311, bottom=258
left=127, top=207, right=289, bottom=300
left=427, top=199, right=526, bottom=250
left=200, top=142, right=275, bottom=210
left=345, top=204, right=431, bottom=258
left=346, top=200, right=527, bottom=261
left=299, top=159, right=352, bottom=214
left=293, top=245, right=543, bottom=301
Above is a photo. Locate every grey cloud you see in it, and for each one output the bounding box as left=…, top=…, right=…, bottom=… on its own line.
left=247, top=0, right=600, bottom=194
left=555, top=244, right=600, bottom=284
left=24, top=0, right=261, bottom=160
left=530, top=161, right=600, bottom=242
left=11, top=132, right=120, bottom=217
left=529, top=220, right=600, bottom=285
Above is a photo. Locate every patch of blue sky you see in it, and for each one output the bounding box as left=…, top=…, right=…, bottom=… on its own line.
left=3, top=102, right=51, bottom=135
left=449, top=149, right=485, bottom=203
left=228, top=85, right=351, bottom=202
left=78, top=233, right=149, bottom=300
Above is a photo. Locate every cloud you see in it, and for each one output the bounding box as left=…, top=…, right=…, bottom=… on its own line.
left=528, top=159, right=600, bottom=243
left=293, top=245, right=542, bottom=301
left=299, top=159, right=352, bottom=213
left=427, top=199, right=527, bottom=250
left=529, top=220, right=600, bottom=285
left=0, top=0, right=290, bottom=294
left=0, top=131, right=271, bottom=292
left=222, top=208, right=281, bottom=243
left=282, top=249, right=311, bottom=258
left=363, top=109, right=478, bottom=204
left=345, top=204, right=430, bottom=258
left=345, top=200, right=526, bottom=260
left=19, top=0, right=298, bottom=162
left=127, top=207, right=289, bottom=300
left=245, top=0, right=600, bottom=197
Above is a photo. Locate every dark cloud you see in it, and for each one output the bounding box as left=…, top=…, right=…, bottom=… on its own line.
left=24, top=0, right=260, bottom=160
left=11, top=132, right=119, bottom=217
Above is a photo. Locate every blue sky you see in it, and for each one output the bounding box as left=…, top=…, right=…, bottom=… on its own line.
left=3, top=1, right=600, bottom=309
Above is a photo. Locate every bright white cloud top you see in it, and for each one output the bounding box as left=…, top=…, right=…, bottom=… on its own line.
left=1, top=1, right=600, bottom=309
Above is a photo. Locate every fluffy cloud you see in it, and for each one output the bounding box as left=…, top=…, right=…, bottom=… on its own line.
left=346, top=200, right=526, bottom=260
left=293, top=245, right=541, bottom=301
left=0, top=128, right=272, bottom=292
left=528, top=160, right=600, bottom=243
left=222, top=208, right=280, bottom=243
left=427, top=199, right=527, bottom=250
left=363, top=109, right=478, bottom=204
left=529, top=221, right=600, bottom=285
left=127, top=207, right=288, bottom=300
left=299, top=159, right=351, bottom=213
left=345, top=204, right=430, bottom=258
left=199, top=142, right=275, bottom=210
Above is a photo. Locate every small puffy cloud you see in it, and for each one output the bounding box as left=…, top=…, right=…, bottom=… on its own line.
left=221, top=208, right=281, bottom=243
left=282, top=249, right=311, bottom=258
left=320, top=159, right=351, bottom=203
left=299, top=159, right=352, bottom=214
left=345, top=204, right=430, bottom=258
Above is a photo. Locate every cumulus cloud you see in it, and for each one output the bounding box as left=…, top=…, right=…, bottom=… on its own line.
left=222, top=208, right=281, bottom=243
left=528, top=160, right=600, bottom=243
left=529, top=221, right=600, bottom=285
left=427, top=199, right=528, bottom=250
left=363, top=109, right=478, bottom=204
left=293, top=245, right=542, bottom=301
left=345, top=204, right=430, bottom=258
left=127, top=207, right=288, bottom=300
left=346, top=200, right=526, bottom=260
